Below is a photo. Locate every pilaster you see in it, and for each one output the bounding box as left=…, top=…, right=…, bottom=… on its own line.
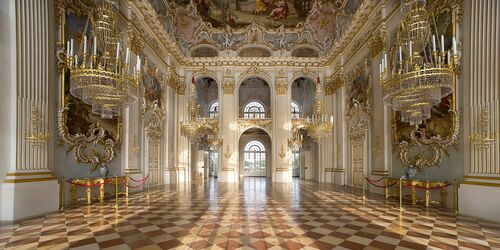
left=0, top=0, right=59, bottom=221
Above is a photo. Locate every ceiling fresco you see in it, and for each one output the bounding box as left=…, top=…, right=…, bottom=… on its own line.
left=148, top=0, right=364, bottom=56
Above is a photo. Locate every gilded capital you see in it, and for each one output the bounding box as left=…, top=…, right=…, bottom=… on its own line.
left=223, top=81, right=235, bottom=94
left=275, top=81, right=288, bottom=95
left=369, top=29, right=385, bottom=58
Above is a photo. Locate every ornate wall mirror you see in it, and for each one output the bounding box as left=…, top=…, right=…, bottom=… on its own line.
left=56, top=1, right=122, bottom=172
left=390, top=1, right=462, bottom=170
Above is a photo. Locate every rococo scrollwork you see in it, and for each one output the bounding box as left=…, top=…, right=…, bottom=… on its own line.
left=395, top=110, right=460, bottom=170
left=57, top=108, right=121, bottom=171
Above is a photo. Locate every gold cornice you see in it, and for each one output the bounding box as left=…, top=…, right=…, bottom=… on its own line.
left=462, top=181, right=500, bottom=187
left=6, top=172, right=53, bottom=176
left=3, top=177, right=57, bottom=183
left=464, top=175, right=500, bottom=181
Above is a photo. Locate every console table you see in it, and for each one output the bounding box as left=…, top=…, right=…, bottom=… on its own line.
left=67, top=176, right=128, bottom=205
left=384, top=177, right=450, bottom=207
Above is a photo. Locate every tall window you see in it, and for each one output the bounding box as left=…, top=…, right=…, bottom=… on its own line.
left=243, top=101, right=266, bottom=118
left=209, top=101, right=218, bottom=118
left=291, top=101, right=300, bottom=119
left=243, top=141, right=266, bottom=176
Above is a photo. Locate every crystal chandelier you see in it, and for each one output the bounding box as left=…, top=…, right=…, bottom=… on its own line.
left=180, top=74, right=213, bottom=140
left=304, top=76, right=333, bottom=141
left=380, top=0, right=457, bottom=126
left=66, top=0, right=139, bottom=119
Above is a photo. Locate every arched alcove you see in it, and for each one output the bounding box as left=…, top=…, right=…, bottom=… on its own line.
left=238, top=77, right=271, bottom=118
left=195, top=76, right=219, bottom=118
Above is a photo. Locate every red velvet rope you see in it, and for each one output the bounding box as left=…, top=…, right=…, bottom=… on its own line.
left=405, top=182, right=451, bottom=190
left=365, top=176, right=386, bottom=183
left=128, top=175, right=149, bottom=183
left=364, top=177, right=397, bottom=188
left=121, top=180, right=146, bottom=189
left=67, top=179, right=114, bottom=187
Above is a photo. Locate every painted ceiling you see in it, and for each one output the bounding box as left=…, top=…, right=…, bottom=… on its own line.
left=148, top=0, right=364, bottom=56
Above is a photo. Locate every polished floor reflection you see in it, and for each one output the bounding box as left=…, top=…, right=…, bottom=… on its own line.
left=1, top=177, right=499, bottom=249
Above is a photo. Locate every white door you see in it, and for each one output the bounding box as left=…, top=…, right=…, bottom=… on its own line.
left=304, top=151, right=312, bottom=180
left=148, top=142, right=161, bottom=186
left=351, top=142, right=364, bottom=187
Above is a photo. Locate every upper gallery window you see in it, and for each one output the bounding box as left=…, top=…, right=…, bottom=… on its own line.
left=209, top=101, right=219, bottom=118
left=243, top=101, right=266, bottom=119
left=291, top=101, right=300, bottom=119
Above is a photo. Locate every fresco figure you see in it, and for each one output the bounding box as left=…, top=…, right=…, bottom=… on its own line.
left=269, top=0, right=288, bottom=20
left=254, top=0, right=269, bottom=15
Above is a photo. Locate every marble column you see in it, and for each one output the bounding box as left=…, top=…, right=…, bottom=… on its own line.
left=175, top=77, right=189, bottom=183
left=273, top=73, right=291, bottom=182
left=324, top=78, right=335, bottom=183
left=0, top=0, right=59, bottom=221
left=334, top=85, right=348, bottom=185
left=219, top=71, right=238, bottom=182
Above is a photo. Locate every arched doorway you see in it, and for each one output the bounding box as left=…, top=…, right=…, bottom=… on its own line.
left=239, top=128, right=272, bottom=178
left=192, top=76, right=219, bottom=181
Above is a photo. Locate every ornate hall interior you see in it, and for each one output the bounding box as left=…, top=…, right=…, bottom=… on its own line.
left=1, top=0, right=500, bottom=249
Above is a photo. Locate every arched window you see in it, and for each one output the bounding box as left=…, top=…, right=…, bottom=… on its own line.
left=243, top=101, right=266, bottom=119
left=209, top=101, right=218, bottom=118
left=243, top=141, right=266, bottom=176
left=291, top=101, right=300, bottom=119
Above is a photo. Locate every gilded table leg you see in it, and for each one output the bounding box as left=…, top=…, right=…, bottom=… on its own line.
left=440, top=188, right=447, bottom=207
left=411, top=187, right=417, bottom=205
left=71, top=184, right=77, bottom=205
left=86, top=180, right=92, bottom=205
left=99, top=182, right=105, bottom=203
left=425, top=190, right=430, bottom=207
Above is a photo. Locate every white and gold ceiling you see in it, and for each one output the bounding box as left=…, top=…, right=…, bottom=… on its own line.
left=145, top=0, right=364, bottom=57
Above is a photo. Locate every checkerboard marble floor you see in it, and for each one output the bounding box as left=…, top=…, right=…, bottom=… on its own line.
left=1, top=177, right=499, bottom=250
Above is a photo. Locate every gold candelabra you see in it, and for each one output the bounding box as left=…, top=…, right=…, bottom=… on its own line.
left=180, top=75, right=214, bottom=140
left=380, top=0, right=457, bottom=126
left=66, top=0, right=139, bottom=119
left=304, top=77, right=333, bottom=141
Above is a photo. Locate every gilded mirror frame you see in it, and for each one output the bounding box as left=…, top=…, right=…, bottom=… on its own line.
left=390, top=1, right=462, bottom=170
left=55, top=0, right=122, bottom=171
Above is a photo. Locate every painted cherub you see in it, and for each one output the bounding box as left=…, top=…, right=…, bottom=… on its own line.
left=269, top=0, right=288, bottom=20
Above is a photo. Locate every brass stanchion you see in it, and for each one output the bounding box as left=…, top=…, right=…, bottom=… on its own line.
left=362, top=175, right=366, bottom=201
left=147, top=176, right=150, bottom=199
left=115, top=176, right=118, bottom=210
left=399, top=177, right=404, bottom=212
left=60, top=176, right=65, bottom=211
left=454, top=179, right=459, bottom=215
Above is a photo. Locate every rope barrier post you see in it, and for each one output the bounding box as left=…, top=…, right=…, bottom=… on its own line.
left=115, top=176, right=118, bottom=210
left=125, top=175, right=129, bottom=197
left=362, top=174, right=366, bottom=201
left=147, top=176, right=150, bottom=199
left=399, top=177, right=404, bottom=212
left=60, top=176, right=65, bottom=211
left=454, top=179, right=459, bottom=215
